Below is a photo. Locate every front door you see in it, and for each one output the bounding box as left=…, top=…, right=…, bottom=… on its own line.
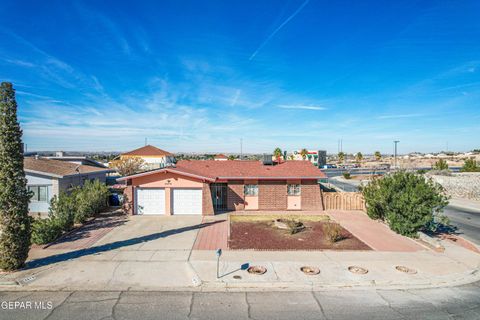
left=210, top=183, right=227, bottom=212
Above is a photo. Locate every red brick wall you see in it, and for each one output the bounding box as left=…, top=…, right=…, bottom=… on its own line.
left=301, top=180, right=324, bottom=210
left=202, top=183, right=214, bottom=215
left=227, top=180, right=244, bottom=211
left=259, top=180, right=287, bottom=210
left=123, top=185, right=134, bottom=215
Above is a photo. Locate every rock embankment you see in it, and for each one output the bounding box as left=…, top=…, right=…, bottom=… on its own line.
left=428, top=172, right=480, bottom=200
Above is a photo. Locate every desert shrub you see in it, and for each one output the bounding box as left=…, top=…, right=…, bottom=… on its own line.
left=461, top=158, right=480, bottom=172
left=73, top=180, right=110, bottom=223
left=49, top=193, right=75, bottom=231
left=31, top=218, right=63, bottom=245
left=343, top=172, right=351, bottom=179
left=286, top=220, right=305, bottom=235
left=433, top=159, right=449, bottom=170
left=417, top=169, right=427, bottom=175
left=362, top=171, right=449, bottom=237
left=323, top=223, right=343, bottom=243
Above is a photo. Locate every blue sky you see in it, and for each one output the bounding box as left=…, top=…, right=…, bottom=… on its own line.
left=1, top=0, right=479, bottom=154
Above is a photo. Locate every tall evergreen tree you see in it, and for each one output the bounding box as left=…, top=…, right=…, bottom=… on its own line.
left=0, top=82, right=31, bottom=270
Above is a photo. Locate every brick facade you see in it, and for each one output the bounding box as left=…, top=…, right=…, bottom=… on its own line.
left=124, top=185, right=134, bottom=215
left=301, top=179, right=324, bottom=210
left=202, top=182, right=214, bottom=215
left=227, top=180, right=245, bottom=211
left=258, top=180, right=288, bottom=210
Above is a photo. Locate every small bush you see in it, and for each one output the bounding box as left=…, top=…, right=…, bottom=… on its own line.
left=362, top=171, right=449, bottom=237
left=323, top=223, right=344, bottom=243
left=30, top=179, right=110, bottom=244
left=461, top=158, right=480, bottom=172
left=73, top=180, right=110, bottom=224
left=417, top=169, right=427, bottom=175
left=286, top=220, right=306, bottom=235
left=433, top=159, right=449, bottom=170
left=31, top=218, right=62, bottom=245
left=49, top=193, right=75, bottom=231
left=343, top=172, right=351, bottom=179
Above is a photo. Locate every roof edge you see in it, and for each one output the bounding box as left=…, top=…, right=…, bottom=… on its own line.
left=117, top=168, right=216, bottom=182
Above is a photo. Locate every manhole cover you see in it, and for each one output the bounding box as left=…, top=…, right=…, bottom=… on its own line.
left=247, top=266, right=267, bottom=275
left=348, top=266, right=368, bottom=274
left=21, top=275, right=36, bottom=283
left=395, top=266, right=417, bottom=274
left=300, top=266, right=320, bottom=275
left=233, top=275, right=242, bottom=279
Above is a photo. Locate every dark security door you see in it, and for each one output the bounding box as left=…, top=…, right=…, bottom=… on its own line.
left=211, top=183, right=228, bottom=212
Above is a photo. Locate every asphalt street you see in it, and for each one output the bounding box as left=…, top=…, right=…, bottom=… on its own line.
left=1, top=283, right=480, bottom=320
left=443, top=205, right=480, bottom=245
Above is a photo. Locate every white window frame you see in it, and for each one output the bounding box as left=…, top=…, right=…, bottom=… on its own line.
left=287, top=184, right=301, bottom=196
left=28, top=185, right=49, bottom=202
left=244, top=184, right=259, bottom=196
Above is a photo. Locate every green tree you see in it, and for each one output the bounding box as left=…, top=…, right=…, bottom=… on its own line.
left=461, top=158, right=480, bottom=172
left=338, top=152, right=345, bottom=163
left=433, top=158, right=449, bottom=170
left=273, top=147, right=283, bottom=161
left=227, top=155, right=236, bottom=161
left=0, top=82, right=31, bottom=270
left=300, top=148, right=308, bottom=160
left=374, top=151, right=381, bottom=161
left=355, top=152, right=363, bottom=164
left=362, top=171, right=449, bottom=237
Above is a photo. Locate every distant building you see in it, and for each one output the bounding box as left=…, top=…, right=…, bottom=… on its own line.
left=119, top=145, right=176, bottom=170
left=46, top=151, right=107, bottom=168
left=213, top=154, right=228, bottom=161
left=291, top=150, right=327, bottom=168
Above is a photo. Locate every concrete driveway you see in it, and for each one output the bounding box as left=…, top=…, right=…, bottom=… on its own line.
left=16, top=214, right=211, bottom=290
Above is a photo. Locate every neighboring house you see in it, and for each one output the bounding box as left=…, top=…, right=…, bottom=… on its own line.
left=24, top=157, right=114, bottom=214
left=119, top=145, right=175, bottom=170
left=119, top=160, right=326, bottom=216
left=213, top=154, right=228, bottom=161
left=46, top=151, right=107, bottom=168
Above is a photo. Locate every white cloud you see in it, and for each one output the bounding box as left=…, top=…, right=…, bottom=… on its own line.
left=277, top=104, right=326, bottom=110
left=376, top=113, right=424, bottom=119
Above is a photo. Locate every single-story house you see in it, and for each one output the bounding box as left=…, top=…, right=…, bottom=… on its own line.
left=119, top=145, right=176, bottom=170
left=24, top=157, right=114, bottom=213
left=119, top=160, right=327, bottom=215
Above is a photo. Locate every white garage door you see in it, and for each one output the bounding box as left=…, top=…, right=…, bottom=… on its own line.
left=136, top=188, right=165, bottom=215
left=172, top=189, right=202, bottom=215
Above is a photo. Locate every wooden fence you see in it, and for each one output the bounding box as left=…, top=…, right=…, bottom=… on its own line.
left=322, top=192, right=366, bottom=211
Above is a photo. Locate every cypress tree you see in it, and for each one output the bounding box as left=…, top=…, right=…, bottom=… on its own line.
left=0, top=82, right=31, bottom=270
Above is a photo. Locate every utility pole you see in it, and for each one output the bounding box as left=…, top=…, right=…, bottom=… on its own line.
left=240, top=138, right=243, bottom=160
left=394, top=140, right=400, bottom=168
left=145, top=137, right=148, bottom=146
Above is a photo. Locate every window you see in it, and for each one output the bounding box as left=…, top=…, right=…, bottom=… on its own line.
left=244, top=184, right=258, bottom=196
left=287, top=184, right=301, bottom=196
left=28, top=186, right=48, bottom=202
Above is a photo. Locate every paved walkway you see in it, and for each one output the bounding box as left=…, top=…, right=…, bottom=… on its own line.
left=44, top=211, right=127, bottom=250
left=193, top=218, right=228, bottom=250
left=327, top=210, right=423, bottom=252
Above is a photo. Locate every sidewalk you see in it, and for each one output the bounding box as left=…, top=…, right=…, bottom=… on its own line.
left=448, top=198, right=480, bottom=213
left=1, top=237, right=479, bottom=292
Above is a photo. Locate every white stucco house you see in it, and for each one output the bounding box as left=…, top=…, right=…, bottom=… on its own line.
left=24, top=157, right=114, bottom=214
left=119, top=145, right=176, bottom=170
